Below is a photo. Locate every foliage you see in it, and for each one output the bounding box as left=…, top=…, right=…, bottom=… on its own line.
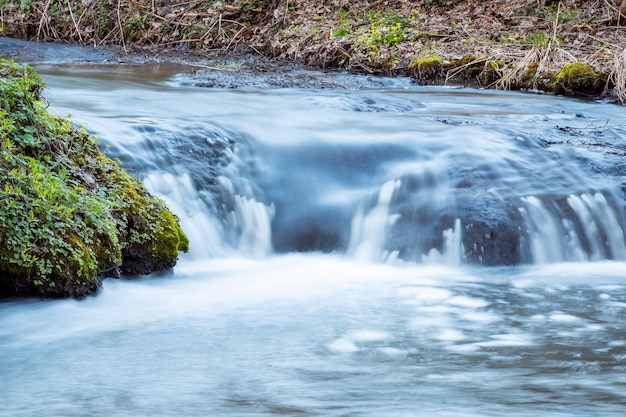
left=356, top=8, right=410, bottom=48
left=0, top=59, right=188, bottom=297
left=527, top=31, right=550, bottom=49
left=124, top=13, right=148, bottom=41
left=237, top=0, right=275, bottom=25
left=331, top=8, right=353, bottom=38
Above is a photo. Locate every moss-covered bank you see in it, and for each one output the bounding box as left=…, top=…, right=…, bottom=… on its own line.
left=0, top=59, right=188, bottom=298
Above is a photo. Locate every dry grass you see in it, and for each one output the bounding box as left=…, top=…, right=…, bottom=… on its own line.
left=608, top=48, right=626, bottom=104
left=1, top=0, right=624, bottom=100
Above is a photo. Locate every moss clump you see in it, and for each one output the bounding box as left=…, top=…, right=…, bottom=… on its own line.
left=551, top=61, right=607, bottom=96
left=0, top=59, right=188, bottom=298
left=410, top=54, right=444, bottom=78
left=556, top=62, right=600, bottom=81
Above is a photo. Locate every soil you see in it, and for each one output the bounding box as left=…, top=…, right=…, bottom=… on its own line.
left=1, top=1, right=625, bottom=100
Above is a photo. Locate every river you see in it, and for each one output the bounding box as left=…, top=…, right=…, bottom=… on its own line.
left=1, top=51, right=626, bottom=416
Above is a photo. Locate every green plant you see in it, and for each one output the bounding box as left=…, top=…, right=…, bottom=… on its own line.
left=237, top=0, right=273, bottom=25
left=19, top=0, right=32, bottom=12
left=357, top=8, right=410, bottom=47
left=331, top=8, right=354, bottom=38
left=98, top=0, right=112, bottom=33
left=125, top=14, right=148, bottom=40
left=216, top=61, right=244, bottom=69
left=0, top=59, right=188, bottom=297
left=527, top=31, right=550, bottom=49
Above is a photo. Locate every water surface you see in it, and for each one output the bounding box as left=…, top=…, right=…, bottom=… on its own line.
left=1, top=63, right=626, bottom=416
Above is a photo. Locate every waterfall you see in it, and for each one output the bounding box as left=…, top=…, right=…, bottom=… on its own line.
left=143, top=173, right=274, bottom=259
left=143, top=172, right=225, bottom=258
left=230, top=196, right=275, bottom=258
left=143, top=168, right=626, bottom=267
left=422, top=218, right=464, bottom=266
left=53, top=64, right=626, bottom=268
left=348, top=180, right=401, bottom=262
left=519, top=192, right=626, bottom=263
left=347, top=180, right=464, bottom=265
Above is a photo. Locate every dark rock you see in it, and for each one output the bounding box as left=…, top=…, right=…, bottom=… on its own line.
left=121, top=244, right=177, bottom=275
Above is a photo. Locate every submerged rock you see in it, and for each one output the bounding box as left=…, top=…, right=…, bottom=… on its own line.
left=0, top=59, right=188, bottom=298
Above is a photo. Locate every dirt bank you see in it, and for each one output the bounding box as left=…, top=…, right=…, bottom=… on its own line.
left=2, top=1, right=626, bottom=101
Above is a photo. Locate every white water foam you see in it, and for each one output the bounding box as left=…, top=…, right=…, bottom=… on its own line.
left=144, top=172, right=275, bottom=259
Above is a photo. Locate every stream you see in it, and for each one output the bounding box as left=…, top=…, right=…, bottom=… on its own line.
left=1, top=43, right=626, bottom=416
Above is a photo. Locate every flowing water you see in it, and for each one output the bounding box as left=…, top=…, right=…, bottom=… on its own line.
left=1, top=57, right=626, bottom=416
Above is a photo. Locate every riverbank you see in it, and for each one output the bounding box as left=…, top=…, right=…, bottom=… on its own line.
left=2, top=0, right=625, bottom=102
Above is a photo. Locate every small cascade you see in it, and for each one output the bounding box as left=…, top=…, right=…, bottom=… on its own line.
left=519, top=191, right=626, bottom=263
left=348, top=180, right=401, bottom=262
left=422, top=219, right=464, bottom=265
left=56, top=65, right=626, bottom=268
left=347, top=180, right=465, bottom=266
left=143, top=172, right=275, bottom=259
left=570, top=193, right=626, bottom=260
left=230, top=196, right=275, bottom=258
left=142, top=172, right=225, bottom=258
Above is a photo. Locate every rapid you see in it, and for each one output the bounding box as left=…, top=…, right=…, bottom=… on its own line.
left=1, top=53, right=626, bottom=416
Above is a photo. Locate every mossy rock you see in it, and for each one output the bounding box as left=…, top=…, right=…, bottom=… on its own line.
left=410, top=55, right=443, bottom=79
left=0, top=59, right=189, bottom=298
left=551, top=62, right=607, bottom=97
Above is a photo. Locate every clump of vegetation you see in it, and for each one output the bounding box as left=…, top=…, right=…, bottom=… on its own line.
left=0, top=59, right=188, bottom=298
left=551, top=61, right=606, bottom=96
left=410, top=54, right=443, bottom=78
left=353, top=8, right=411, bottom=67
left=356, top=8, right=410, bottom=48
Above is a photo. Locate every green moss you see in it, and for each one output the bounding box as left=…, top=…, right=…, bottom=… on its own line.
left=410, top=54, right=443, bottom=78
left=555, top=62, right=600, bottom=81
left=151, top=208, right=190, bottom=260
left=411, top=54, right=443, bottom=69
left=549, top=61, right=607, bottom=96
left=0, top=59, right=189, bottom=297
